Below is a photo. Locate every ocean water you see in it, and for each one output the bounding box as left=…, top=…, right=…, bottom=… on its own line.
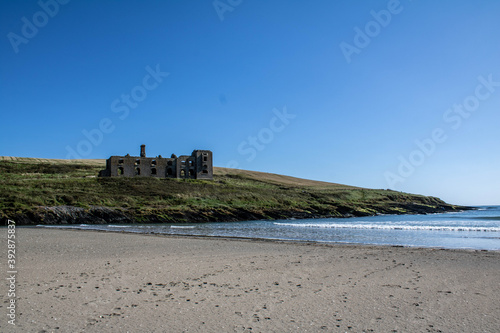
left=37, top=206, right=500, bottom=250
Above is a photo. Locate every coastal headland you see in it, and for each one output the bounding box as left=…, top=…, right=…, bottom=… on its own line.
left=0, top=157, right=470, bottom=225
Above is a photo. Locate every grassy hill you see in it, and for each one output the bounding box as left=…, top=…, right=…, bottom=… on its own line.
left=0, top=157, right=468, bottom=225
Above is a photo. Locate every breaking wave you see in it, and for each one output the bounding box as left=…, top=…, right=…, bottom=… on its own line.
left=36, top=224, right=88, bottom=229
left=273, top=222, right=500, bottom=232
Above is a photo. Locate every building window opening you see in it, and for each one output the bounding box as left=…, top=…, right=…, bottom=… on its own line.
left=118, top=167, right=124, bottom=175
left=151, top=168, right=157, bottom=175
left=167, top=160, right=173, bottom=166
left=151, top=160, right=157, bottom=166
left=136, top=167, right=141, bottom=176
left=119, top=159, right=124, bottom=164
left=189, top=160, right=193, bottom=167
left=135, top=159, right=141, bottom=165
left=180, top=169, right=186, bottom=177
left=203, top=156, right=207, bottom=162
left=167, top=168, right=173, bottom=176
left=202, top=170, right=208, bottom=174
left=189, top=169, right=195, bottom=176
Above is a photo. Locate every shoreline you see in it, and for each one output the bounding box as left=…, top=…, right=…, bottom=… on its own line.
left=30, top=225, right=500, bottom=253
left=3, top=228, right=499, bottom=332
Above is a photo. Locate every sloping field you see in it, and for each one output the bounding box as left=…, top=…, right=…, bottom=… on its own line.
left=0, top=156, right=106, bottom=165
left=215, top=167, right=358, bottom=190
left=1, top=156, right=356, bottom=190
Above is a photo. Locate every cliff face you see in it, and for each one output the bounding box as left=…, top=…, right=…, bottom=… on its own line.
left=7, top=200, right=465, bottom=226
left=1, top=158, right=471, bottom=225
left=10, top=206, right=134, bottom=225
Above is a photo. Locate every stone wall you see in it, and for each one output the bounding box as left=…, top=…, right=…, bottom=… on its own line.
left=99, top=147, right=213, bottom=180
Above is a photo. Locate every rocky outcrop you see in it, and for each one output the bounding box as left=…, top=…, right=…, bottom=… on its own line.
left=4, top=201, right=471, bottom=225
left=8, top=206, right=133, bottom=225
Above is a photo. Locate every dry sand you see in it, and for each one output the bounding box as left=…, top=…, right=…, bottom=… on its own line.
left=1, top=228, right=499, bottom=332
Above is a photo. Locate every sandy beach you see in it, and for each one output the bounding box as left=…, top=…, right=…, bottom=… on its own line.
left=2, top=228, right=499, bottom=332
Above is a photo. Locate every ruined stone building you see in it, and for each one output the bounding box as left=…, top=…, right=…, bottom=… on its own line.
left=99, top=145, right=213, bottom=180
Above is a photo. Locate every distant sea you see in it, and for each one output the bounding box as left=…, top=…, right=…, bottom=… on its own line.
left=38, top=206, right=500, bottom=251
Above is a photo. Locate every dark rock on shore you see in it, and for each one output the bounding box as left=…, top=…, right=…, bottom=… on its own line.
left=8, top=206, right=134, bottom=225
left=4, top=202, right=472, bottom=226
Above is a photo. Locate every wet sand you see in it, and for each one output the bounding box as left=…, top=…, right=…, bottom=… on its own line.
left=2, top=228, right=499, bottom=332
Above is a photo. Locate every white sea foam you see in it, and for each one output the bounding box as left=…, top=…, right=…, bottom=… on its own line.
left=273, top=222, right=500, bottom=232
left=171, top=226, right=195, bottom=229
left=36, top=225, right=84, bottom=229
left=107, top=225, right=132, bottom=228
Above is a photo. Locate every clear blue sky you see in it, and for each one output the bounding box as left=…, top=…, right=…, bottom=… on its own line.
left=1, top=0, right=499, bottom=206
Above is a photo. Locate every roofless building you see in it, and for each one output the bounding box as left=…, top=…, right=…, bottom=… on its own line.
left=98, top=145, right=213, bottom=180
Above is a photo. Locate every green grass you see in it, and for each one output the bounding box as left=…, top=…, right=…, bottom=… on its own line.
left=0, top=158, right=464, bottom=224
